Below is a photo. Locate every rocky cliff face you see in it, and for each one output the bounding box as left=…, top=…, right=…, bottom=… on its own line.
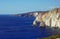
left=33, top=8, right=60, bottom=28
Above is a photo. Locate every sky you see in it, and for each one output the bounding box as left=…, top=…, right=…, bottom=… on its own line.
left=0, top=0, right=60, bottom=14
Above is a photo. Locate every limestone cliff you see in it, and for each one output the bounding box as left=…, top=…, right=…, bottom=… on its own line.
left=33, top=8, right=60, bottom=28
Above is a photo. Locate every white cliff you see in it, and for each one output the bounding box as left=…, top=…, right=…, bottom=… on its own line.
left=33, top=8, right=60, bottom=28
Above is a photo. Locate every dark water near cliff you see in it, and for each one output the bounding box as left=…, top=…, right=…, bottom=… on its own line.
left=0, top=15, right=59, bottom=39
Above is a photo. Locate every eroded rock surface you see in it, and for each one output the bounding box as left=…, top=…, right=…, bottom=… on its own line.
left=33, top=8, right=60, bottom=28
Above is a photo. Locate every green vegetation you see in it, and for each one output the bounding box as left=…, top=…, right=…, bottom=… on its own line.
left=37, top=34, right=60, bottom=39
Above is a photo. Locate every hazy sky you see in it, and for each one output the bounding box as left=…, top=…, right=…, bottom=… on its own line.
left=0, top=0, right=60, bottom=14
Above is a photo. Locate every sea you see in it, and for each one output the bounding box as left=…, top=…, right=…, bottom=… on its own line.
left=0, top=15, right=59, bottom=39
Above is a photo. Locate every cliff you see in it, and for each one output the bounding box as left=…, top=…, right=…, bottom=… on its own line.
left=13, top=11, right=48, bottom=17
left=33, top=7, right=60, bottom=28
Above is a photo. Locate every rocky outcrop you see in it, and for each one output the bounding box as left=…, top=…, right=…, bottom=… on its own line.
left=33, top=8, right=60, bottom=28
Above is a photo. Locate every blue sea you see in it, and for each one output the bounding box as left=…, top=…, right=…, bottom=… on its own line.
left=0, top=15, right=59, bottom=39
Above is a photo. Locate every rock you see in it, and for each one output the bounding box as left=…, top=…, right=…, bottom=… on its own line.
left=33, top=8, right=60, bottom=28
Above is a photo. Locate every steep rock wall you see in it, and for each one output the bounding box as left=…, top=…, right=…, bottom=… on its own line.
left=33, top=8, right=60, bottom=28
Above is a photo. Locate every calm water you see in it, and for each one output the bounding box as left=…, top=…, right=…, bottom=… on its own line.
left=0, top=15, right=58, bottom=39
